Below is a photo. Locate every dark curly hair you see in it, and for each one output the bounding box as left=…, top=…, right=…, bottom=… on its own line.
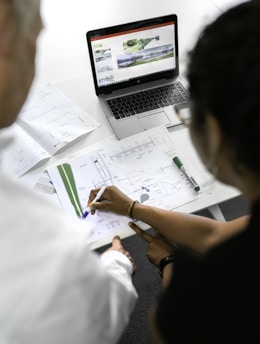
left=187, top=0, right=260, bottom=173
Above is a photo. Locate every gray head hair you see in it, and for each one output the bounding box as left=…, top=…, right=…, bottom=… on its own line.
left=12, top=0, right=41, bottom=32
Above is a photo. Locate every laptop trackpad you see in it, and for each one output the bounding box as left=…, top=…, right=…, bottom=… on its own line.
left=138, top=111, right=170, bottom=129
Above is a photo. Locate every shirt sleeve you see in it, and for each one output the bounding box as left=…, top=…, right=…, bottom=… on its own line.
left=100, top=251, right=138, bottom=340
left=0, top=200, right=138, bottom=344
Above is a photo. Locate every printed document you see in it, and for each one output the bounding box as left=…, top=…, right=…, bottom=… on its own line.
left=0, top=84, right=100, bottom=177
left=47, top=126, right=202, bottom=248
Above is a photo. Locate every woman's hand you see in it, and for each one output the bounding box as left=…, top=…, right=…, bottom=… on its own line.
left=88, top=185, right=133, bottom=216
left=128, top=222, right=175, bottom=268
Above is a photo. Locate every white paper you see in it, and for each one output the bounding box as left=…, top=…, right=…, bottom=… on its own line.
left=0, top=124, right=50, bottom=177
left=1, top=84, right=100, bottom=177
left=48, top=126, right=202, bottom=246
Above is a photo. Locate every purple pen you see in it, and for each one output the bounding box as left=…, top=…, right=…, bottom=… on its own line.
left=82, top=186, right=106, bottom=219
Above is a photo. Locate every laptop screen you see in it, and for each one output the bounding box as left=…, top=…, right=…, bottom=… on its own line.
left=86, top=14, right=179, bottom=95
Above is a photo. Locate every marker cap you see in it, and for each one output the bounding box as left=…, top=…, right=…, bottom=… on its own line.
left=194, top=184, right=200, bottom=192
left=173, top=156, right=183, bottom=169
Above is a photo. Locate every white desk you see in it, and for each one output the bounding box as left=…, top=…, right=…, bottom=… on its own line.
left=35, top=0, right=244, bottom=87
left=23, top=0, right=243, bottom=246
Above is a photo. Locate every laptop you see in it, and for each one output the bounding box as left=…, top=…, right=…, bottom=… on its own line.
left=86, top=14, right=189, bottom=139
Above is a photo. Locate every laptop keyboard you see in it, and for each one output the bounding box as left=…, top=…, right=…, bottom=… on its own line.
left=107, top=82, right=189, bottom=120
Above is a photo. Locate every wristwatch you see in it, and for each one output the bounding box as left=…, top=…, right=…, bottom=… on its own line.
left=159, top=254, right=175, bottom=277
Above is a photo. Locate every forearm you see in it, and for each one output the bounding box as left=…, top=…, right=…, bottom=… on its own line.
left=132, top=203, right=249, bottom=254
left=89, top=186, right=249, bottom=254
left=161, top=262, right=173, bottom=289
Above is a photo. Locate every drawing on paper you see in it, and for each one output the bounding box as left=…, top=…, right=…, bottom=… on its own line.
left=48, top=126, right=201, bottom=246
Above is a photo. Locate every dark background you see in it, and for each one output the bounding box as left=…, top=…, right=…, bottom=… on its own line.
left=98, top=195, right=249, bottom=344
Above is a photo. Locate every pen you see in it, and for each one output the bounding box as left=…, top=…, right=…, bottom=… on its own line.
left=82, top=185, right=106, bottom=219
left=173, top=156, right=200, bottom=192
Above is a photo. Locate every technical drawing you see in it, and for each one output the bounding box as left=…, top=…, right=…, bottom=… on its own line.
left=48, top=126, right=201, bottom=245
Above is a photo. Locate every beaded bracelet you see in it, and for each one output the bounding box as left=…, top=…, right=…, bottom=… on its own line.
left=159, top=254, right=175, bottom=277
left=127, top=200, right=139, bottom=218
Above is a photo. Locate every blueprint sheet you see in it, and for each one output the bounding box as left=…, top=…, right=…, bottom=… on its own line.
left=47, top=126, right=201, bottom=247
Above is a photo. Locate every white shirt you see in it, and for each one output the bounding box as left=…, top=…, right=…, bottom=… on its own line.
left=0, top=136, right=138, bottom=344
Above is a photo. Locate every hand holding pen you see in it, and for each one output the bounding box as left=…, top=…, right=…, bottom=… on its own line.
left=87, top=185, right=134, bottom=217
left=82, top=185, right=107, bottom=218
left=86, top=156, right=200, bottom=219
